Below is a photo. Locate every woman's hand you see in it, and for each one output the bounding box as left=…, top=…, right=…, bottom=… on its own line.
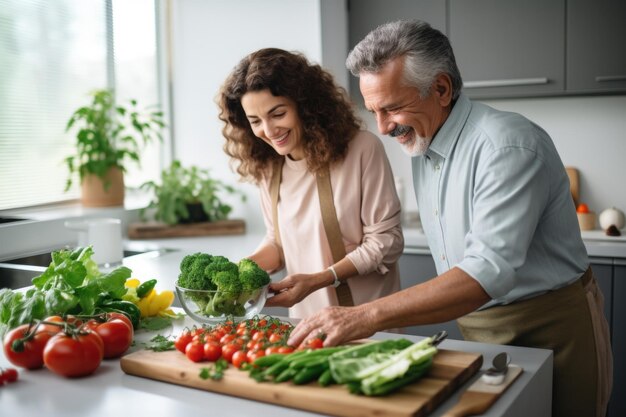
left=265, top=271, right=332, bottom=307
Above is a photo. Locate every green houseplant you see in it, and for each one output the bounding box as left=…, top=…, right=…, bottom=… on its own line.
left=64, top=89, right=165, bottom=206
left=140, top=160, right=246, bottom=225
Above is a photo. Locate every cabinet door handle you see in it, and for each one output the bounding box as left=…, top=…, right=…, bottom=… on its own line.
left=595, top=75, right=626, bottom=83
left=403, top=247, right=432, bottom=255
left=463, top=77, right=549, bottom=88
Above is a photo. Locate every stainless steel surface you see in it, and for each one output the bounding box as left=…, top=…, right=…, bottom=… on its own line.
left=462, top=77, right=550, bottom=88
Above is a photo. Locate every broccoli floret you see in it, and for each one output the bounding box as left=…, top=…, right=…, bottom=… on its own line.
left=238, top=258, right=270, bottom=304
left=177, top=253, right=217, bottom=312
left=208, top=270, right=244, bottom=316
left=205, top=256, right=239, bottom=281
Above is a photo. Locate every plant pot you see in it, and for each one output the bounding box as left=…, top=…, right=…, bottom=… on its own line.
left=81, top=166, right=125, bottom=207
left=180, top=202, right=209, bottom=223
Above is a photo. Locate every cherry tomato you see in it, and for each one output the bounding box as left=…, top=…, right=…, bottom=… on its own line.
left=219, top=334, right=236, bottom=345
left=93, top=318, right=133, bottom=359
left=3, top=324, right=52, bottom=369
left=43, top=330, right=104, bottom=377
left=302, top=337, right=324, bottom=349
left=231, top=350, right=249, bottom=368
left=221, top=343, right=241, bottom=363
left=1, top=367, right=18, bottom=383
left=265, top=346, right=281, bottom=356
left=175, top=331, right=193, bottom=353
left=268, top=333, right=283, bottom=344
left=185, top=342, right=205, bottom=362
left=247, top=349, right=265, bottom=363
left=203, top=341, right=222, bottom=362
left=277, top=345, right=295, bottom=354
left=251, top=331, right=266, bottom=342
left=257, top=319, right=268, bottom=327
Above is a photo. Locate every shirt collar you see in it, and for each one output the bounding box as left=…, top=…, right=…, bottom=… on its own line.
left=425, top=93, right=472, bottom=160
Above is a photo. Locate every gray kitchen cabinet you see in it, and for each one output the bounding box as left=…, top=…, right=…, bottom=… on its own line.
left=398, top=249, right=464, bottom=339
left=566, top=0, right=626, bottom=94
left=347, top=0, right=446, bottom=104
left=449, top=0, right=565, bottom=99
left=609, top=261, right=626, bottom=417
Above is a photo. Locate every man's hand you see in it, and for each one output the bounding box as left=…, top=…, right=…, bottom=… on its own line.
left=287, top=305, right=378, bottom=347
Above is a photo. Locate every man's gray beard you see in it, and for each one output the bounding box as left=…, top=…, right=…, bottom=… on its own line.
left=401, top=135, right=432, bottom=157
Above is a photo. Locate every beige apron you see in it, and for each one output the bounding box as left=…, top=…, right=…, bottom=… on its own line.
left=457, top=267, right=612, bottom=417
left=269, top=158, right=354, bottom=306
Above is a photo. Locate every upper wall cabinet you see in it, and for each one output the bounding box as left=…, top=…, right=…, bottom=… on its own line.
left=566, top=0, right=626, bottom=94
left=449, top=0, right=565, bottom=99
left=347, top=0, right=446, bottom=105
left=347, top=0, right=626, bottom=100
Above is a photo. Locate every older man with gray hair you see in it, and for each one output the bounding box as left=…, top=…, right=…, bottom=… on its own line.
left=288, top=20, right=612, bottom=417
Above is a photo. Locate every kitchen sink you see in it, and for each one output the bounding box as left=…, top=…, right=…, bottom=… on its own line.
left=0, top=247, right=176, bottom=290
left=0, top=216, right=29, bottom=224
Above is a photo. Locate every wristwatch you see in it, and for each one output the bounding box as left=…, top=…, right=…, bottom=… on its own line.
left=328, top=266, right=341, bottom=288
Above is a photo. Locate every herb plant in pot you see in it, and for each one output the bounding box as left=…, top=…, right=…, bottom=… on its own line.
left=64, top=89, right=165, bottom=207
left=140, top=160, right=245, bottom=226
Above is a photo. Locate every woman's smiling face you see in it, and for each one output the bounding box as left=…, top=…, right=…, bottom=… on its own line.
left=241, top=89, right=305, bottom=160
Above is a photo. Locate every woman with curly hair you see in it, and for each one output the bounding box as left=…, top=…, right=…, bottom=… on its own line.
left=218, top=48, right=404, bottom=318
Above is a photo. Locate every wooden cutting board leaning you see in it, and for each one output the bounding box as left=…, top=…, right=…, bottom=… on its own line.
left=127, top=219, right=246, bottom=239
left=120, top=348, right=483, bottom=417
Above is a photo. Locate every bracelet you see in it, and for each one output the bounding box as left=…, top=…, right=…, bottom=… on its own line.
left=328, top=266, right=341, bottom=288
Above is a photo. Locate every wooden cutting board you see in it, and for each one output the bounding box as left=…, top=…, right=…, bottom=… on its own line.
left=120, top=348, right=482, bottom=417
left=565, top=166, right=580, bottom=207
left=128, top=219, right=245, bottom=239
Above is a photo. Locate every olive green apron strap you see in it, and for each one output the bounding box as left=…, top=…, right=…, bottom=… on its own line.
left=269, top=158, right=285, bottom=264
left=316, top=166, right=354, bottom=307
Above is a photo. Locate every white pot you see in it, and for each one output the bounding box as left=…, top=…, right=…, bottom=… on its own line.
left=598, top=207, right=625, bottom=230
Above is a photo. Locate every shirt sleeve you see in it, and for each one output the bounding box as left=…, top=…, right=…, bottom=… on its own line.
left=345, top=134, right=404, bottom=275
left=456, top=146, right=550, bottom=298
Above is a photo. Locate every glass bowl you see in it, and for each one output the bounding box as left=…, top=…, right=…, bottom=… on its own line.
left=175, top=285, right=269, bottom=324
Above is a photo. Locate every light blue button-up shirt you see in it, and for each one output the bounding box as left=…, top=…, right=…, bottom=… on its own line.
left=412, top=94, right=588, bottom=308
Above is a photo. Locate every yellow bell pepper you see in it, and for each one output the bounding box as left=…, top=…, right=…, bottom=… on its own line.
left=125, top=278, right=175, bottom=318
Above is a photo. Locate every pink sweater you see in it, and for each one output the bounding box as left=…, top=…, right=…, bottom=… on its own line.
left=258, top=130, right=404, bottom=318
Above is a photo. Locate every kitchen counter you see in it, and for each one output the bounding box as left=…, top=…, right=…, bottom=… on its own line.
left=0, top=233, right=553, bottom=417
left=404, top=226, right=626, bottom=258
left=0, top=317, right=552, bottom=417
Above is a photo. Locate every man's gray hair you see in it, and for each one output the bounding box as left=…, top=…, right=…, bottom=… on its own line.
left=346, top=20, right=463, bottom=100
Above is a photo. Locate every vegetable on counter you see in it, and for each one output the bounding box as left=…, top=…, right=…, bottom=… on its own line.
left=123, top=278, right=176, bottom=319
left=0, top=247, right=133, bottom=337
left=176, top=253, right=270, bottom=317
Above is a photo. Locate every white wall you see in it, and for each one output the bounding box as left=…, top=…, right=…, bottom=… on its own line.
left=170, top=0, right=326, bottom=234
left=171, top=1, right=626, bottom=231
left=366, top=95, right=626, bottom=218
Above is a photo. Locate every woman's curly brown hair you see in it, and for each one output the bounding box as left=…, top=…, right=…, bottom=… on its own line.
left=218, top=48, right=361, bottom=183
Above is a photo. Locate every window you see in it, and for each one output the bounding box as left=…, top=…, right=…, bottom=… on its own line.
left=0, top=0, right=168, bottom=210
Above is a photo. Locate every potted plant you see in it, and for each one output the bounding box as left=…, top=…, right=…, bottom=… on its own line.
left=139, top=160, right=246, bottom=225
left=64, top=89, right=165, bottom=207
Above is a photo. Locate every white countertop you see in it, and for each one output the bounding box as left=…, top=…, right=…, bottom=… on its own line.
left=0, top=313, right=552, bottom=417
left=0, top=231, right=553, bottom=417
left=403, top=226, right=626, bottom=259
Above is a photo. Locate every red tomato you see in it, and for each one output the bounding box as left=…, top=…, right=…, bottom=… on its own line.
left=175, top=331, right=193, bottom=353
left=43, top=330, right=104, bottom=377
left=185, top=342, right=205, bottom=362
left=577, top=203, right=590, bottom=213
left=38, top=316, right=65, bottom=336
left=1, top=367, right=18, bottom=383
left=277, top=346, right=295, bottom=354
left=257, top=319, right=268, bottom=327
left=219, top=334, right=236, bottom=345
left=221, top=343, right=241, bottom=363
left=302, top=337, right=324, bottom=349
left=93, top=318, right=133, bottom=359
left=265, top=346, right=281, bottom=356
left=231, top=350, right=249, bottom=368
left=251, top=331, right=266, bottom=342
left=106, top=312, right=133, bottom=333
left=268, top=333, right=283, bottom=344
left=247, top=349, right=265, bottom=363
left=204, top=341, right=222, bottom=362
left=3, top=324, right=52, bottom=369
